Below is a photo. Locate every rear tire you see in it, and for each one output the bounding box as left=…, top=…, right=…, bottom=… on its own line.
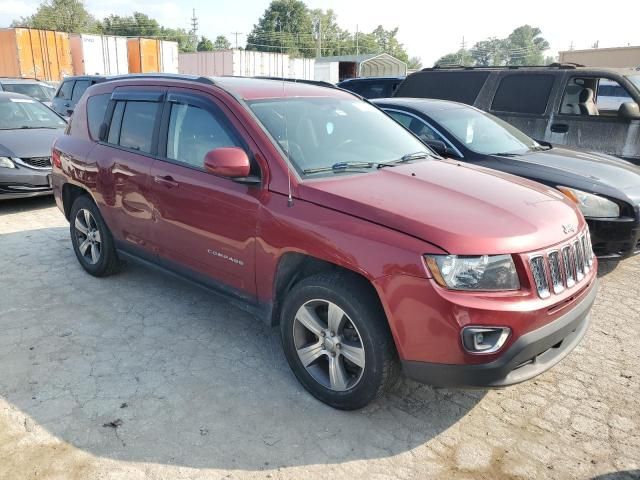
left=69, top=195, right=120, bottom=277
left=280, top=272, right=399, bottom=410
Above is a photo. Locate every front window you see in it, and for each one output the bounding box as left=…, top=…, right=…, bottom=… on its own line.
left=248, top=97, right=429, bottom=176
left=1, top=83, right=55, bottom=102
left=627, top=75, right=640, bottom=92
left=0, top=97, right=66, bottom=130
left=427, top=106, right=538, bottom=156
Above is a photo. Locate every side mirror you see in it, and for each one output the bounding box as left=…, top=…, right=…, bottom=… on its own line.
left=618, top=102, right=640, bottom=120
left=66, top=108, right=74, bottom=116
left=204, top=147, right=251, bottom=178
left=424, top=139, right=449, bottom=157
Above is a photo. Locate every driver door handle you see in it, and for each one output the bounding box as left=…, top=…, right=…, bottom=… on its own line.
left=154, top=175, right=179, bottom=188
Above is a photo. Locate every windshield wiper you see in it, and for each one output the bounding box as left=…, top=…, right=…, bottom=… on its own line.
left=303, top=161, right=375, bottom=174
left=493, top=152, right=522, bottom=157
left=377, top=151, right=431, bottom=169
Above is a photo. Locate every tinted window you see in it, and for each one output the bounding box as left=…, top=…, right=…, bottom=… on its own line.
left=386, top=111, right=441, bottom=142
left=394, top=71, right=490, bottom=105
left=72, top=80, right=91, bottom=101
left=359, top=83, right=387, bottom=99
left=118, top=101, right=160, bottom=153
left=491, top=74, right=554, bottom=114
left=167, top=103, right=241, bottom=169
left=57, top=81, right=73, bottom=100
left=86, top=94, right=110, bottom=140
left=107, top=101, right=125, bottom=144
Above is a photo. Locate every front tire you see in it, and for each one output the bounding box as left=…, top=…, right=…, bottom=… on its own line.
left=280, top=272, right=399, bottom=410
left=69, top=195, right=120, bottom=277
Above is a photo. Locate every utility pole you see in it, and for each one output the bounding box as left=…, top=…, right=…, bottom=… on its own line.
left=231, top=32, right=242, bottom=49
left=190, top=9, right=198, bottom=37
left=356, top=24, right=359, bottom=55
left=315, top=19, right=321, bottom=58
left=461, top=36, right=466, bottom=50
left=569, top=41, right=574, bottom=51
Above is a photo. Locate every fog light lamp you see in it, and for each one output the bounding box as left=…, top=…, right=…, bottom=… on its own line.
left=462, top=327, right=511, bottom=354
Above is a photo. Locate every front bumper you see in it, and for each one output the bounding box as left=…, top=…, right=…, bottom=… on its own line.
left=587, top=216, right=640, bottom=259
left=0, top=166, right=52, bottom=200
left=402, top=279, right=597, bottom=388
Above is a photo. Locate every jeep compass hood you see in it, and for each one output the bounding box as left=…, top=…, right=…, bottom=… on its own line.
left=298, top=160, right=584, bottom=255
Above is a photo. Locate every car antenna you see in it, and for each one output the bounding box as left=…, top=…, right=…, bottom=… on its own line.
left=280, top=18, right=293, bottom=208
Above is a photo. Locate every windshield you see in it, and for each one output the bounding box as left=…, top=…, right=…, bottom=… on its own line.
left=248, top=97, right=429, bottom=175
left=627, top=75, right=640, bottom=92
left=428, top=106, right=539, bottom=155
left=0, top=97, right=66, bottom=130
left=2, top=83, right=55, bottom=102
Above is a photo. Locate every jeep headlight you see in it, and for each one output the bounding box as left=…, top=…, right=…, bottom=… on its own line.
left=0, top=156, right=16, bottom=169
left=425, top=254, right=520, bottom=291
left=557, top=186, right=620, bottom=218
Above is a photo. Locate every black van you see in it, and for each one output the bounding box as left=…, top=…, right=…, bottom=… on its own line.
left=394, top=65, right=640, bottom=164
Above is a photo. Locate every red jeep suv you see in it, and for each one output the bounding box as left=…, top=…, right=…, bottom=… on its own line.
left=51, top=75, right=598, bottom=410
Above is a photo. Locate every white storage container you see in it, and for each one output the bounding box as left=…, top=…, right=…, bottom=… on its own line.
left=70, top=34, right=128, bottom=76
left=179, top=49, right=302, bottom=78
left=160, top=40, right=178, bottom=73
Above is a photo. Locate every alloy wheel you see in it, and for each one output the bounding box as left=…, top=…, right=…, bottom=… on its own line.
left=293, top=299, right=366, bottom=391
left=74, top=208, right=102, bottom=265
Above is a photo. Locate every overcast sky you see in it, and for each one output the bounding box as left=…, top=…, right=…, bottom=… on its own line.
left=1, top=0, right=639, bottom=65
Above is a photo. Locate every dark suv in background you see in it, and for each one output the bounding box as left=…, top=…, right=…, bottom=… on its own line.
left=337, top=76, right=405, bottom=99
left=52, top=75, right=106, bottom=117
left=394, top=65, right=640, bottom=164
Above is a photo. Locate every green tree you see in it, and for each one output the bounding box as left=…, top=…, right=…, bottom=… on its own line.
left=504, top=25, right=550, bottom=65
left=470, top=38, right=506, bottom=66
left=99, top=13, right=194, bottom=52
left=435, top=49, right=473, bottom=67
left=213, top=35, right=231, bottom=50
left=11, top=0, right=98, bottom=33
left=407, top=56, right=423, bottom=70
left=197, top=36, right=214, bottom=51
left=310, top=8, right=351, bottom=57
left=246, top=0, right=316, bottom=57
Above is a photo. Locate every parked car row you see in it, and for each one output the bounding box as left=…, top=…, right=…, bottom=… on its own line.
left=49, top=75, right=601, bottom=409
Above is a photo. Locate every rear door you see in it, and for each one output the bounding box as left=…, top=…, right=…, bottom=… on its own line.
left=148, top=88, right=262, bottom=298
left=485, top=72, right=558, bottom=141
left=90, top=87, right=165, bottom=258
left=551, top=74, right=640, bottom=159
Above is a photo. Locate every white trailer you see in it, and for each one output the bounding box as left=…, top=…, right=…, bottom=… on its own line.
left=179, top=49, right=304, bottom=78
left=70, top=34, right=128, bottom=76
left=160, top=40, right=179, bottom=74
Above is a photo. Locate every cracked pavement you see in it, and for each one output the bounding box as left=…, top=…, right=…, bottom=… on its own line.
left=0, top=196, right=638, bottom=480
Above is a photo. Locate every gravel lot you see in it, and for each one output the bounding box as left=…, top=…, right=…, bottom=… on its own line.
left=0, top=196, right=639, bottom=480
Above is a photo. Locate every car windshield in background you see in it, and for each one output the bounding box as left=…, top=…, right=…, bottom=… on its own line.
left=428, top=106, right=539, bottom=156
left=2, top=83, right=55, bottom=102
left=0, top=97, right=66, bottom=130
left=248, top=97, right=429, bottom=175
left=627, top=75, right=640, bottom=91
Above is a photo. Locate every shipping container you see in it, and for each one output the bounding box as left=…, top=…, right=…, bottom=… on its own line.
left=179, top=50, right=298, bottom=78
left=314, top=62, right=339, bottom=84
left=288, top=58, right=315, bottom=80
left=127, top=38, right=179, bottom=73
left=70, top=34, right=128, bottom=76
left=0, top=28, right=73, bottom=81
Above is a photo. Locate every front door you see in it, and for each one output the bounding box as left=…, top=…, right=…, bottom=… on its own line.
left=148, top=88, right=262, bottom=298
left=550, top=74, right=639, bottom=160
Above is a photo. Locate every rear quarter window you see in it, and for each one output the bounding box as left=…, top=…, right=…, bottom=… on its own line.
left=394, top=71, right=490, bottom=105
left=491, top=74, right=555, bottom=115
left=86, top=94, right=110, bottom=141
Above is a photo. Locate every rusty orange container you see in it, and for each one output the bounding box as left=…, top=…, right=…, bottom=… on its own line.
left=127, top=38, right=160, bottom=73
left=0, top=28, right=73, bottom=81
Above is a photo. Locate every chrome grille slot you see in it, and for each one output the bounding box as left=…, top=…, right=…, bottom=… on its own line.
left=530, top=256, right=550, bottom=299
left=530, top=228, right=591, bottom=298
left=21, top=157, right=52, bottom=169
left=548, top=251, right=564, bottom=294
left=562, top=245, right=576, bottom=288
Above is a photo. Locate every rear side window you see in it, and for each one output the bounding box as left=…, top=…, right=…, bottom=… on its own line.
left=57, top=81, right=73, bottom=100
left=394, top=71, right=490, bottom=105
left=491, top=74, right=554, bottom=114
left=86, top=94, right=110, bottom=140
left=106, top=100, right=160, bottom=153
left=72, top=80, right=91, bottom=101
left=166, top=103, right=242, bottom=169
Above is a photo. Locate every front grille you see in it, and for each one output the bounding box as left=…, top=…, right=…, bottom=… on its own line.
left=529, top=230, right=593, bottom=298
left=21, top=157, right=51, bottom=169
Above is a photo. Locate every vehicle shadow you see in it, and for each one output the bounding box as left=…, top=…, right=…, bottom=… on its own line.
left=591, top=471, right=640, bottom=480
left=0, top=195, right=56, bottom=215
left=0, top=225, right=484, bottom=470
left=597, top=259, right=621, bottom=278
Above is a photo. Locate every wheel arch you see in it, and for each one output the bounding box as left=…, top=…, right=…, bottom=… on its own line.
left=61, top=183, right=93, bottom=220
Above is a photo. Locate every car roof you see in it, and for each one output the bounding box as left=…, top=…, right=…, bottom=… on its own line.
left=0, top=78, right=48, bottom=84
left=373, top=97, right=472, bottom=114
left=101, top=75, right=355, bottom=101
left=61, top=75, right=107, bottom=81
left=339, top=76, right=405, bottom=83
left=420, top=65, right=638, bottom=76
